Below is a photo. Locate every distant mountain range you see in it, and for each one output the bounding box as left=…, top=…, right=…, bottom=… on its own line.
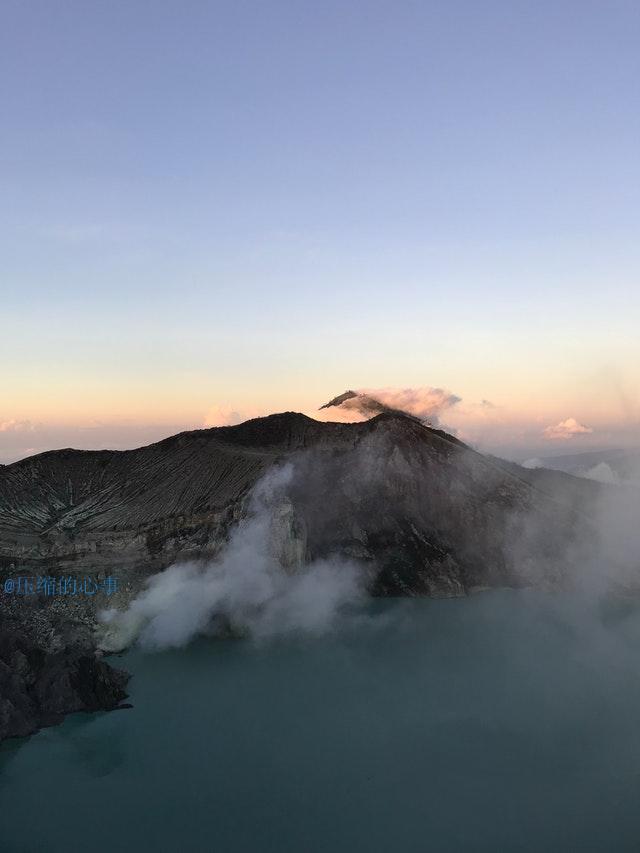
left=524, top=448, right=640, bottom=486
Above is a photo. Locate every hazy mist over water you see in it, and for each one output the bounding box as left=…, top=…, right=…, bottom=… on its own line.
left=4, top=592, right=640, bottom=853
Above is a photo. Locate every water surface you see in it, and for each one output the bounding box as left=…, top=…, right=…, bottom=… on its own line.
left=2, top=591, right=640, bottom=852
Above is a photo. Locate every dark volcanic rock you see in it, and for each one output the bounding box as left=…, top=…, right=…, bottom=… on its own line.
left=284, top=413, right=600, bottom=595
left=0, top=610, right=130, bottom=742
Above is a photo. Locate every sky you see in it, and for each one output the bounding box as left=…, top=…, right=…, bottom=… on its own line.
left=1, top=0, right=638, bottom=463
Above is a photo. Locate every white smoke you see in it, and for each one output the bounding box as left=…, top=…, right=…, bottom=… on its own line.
left=319, top=387, right=461, bottom=426
left=522, top=457, right=543, bottom=469
left=579, top=456, right=640, bottom=489
left=507, top=458, right=640, bottom=599
left=98, top=464, right=365, bottom=652
left=583, top=462, right=619, bottom=485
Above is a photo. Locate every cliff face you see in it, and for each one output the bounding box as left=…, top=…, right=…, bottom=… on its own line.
left=0, top=411, right=600, bottom=603
left=0, top=604, right=130, bottom=742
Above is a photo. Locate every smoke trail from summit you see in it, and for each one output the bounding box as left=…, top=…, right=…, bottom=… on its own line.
left=319, top=387, right=461, bottom=426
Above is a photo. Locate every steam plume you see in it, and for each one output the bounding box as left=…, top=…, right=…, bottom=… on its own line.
left=98, top=464, right=365, bottom=651
left=319, top=387, right=461, bottom=426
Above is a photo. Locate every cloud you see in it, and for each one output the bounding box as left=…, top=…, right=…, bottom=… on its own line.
left=203, top=404, right=266, bottom=428
left=203, top=406, right=245, bottom=428
left=0, top=419, right=35, bottom=433
left=319, top=387, right=461, bottom=427
left=0, top=419, right=189, bottom=464
left=543, top=418, right=593, bottom=441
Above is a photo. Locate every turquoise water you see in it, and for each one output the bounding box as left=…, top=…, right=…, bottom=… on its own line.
left=3, top=591, right=640, bottom=852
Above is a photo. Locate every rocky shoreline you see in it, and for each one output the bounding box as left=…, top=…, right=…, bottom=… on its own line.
left=0, top=598, right=130, bottom=743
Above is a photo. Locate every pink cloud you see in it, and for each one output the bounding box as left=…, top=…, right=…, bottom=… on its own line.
left=0, top=419, right=35, bottom=433
left=543, top=417, right=593, bottom=441
left=203, top=405, right=266, bottom=428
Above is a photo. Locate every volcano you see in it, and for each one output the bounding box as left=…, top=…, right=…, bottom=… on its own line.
left=0, top=411, right=603, bottom=599
left=0, top=410, right=618, bottom=741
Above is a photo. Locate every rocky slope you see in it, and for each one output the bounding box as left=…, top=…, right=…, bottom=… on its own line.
left=0, top=601, right=130, bottom=741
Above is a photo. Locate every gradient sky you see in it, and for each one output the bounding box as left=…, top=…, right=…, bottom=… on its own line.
left=1, top=0, right=639, bottom=462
